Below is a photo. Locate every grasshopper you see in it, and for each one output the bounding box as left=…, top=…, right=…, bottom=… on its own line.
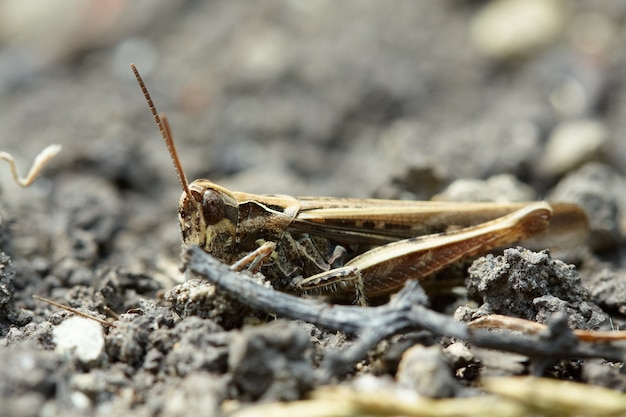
left=131, top=64, right=587, bottom=303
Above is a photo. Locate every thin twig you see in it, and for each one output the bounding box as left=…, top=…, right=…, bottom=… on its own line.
left=469, top=314, right=626, bottom=342
left=183, top=246, right=626, bottom=379
left=33, top=295, right=115, bottom=328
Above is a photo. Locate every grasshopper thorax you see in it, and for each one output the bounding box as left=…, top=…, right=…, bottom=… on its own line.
left=179, top=179, right=239, bottom=263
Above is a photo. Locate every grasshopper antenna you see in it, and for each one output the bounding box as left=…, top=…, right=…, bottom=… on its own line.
left=130, top=63, right=191, bottom=199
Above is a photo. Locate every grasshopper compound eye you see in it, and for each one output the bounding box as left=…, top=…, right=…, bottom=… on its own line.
left=202, top=190, right=225, bottom=225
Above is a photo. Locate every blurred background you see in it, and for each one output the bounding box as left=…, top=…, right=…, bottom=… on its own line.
left=0, top=0, right=624, bottom=261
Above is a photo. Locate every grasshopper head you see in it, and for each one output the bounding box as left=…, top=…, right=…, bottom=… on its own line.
left=179, top=179, right=239, bottom=263
left=130, top=64, right=242, bottom=264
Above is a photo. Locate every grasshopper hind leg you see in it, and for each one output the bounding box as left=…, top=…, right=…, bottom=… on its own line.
left=294, top=266, right=367, bottom=306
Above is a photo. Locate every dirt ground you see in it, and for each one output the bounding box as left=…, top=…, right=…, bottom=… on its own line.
left=1, top=1, right=626, bottom=416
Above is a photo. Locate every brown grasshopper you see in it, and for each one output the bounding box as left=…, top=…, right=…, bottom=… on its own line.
left=131, top=64, right=587, bottom=303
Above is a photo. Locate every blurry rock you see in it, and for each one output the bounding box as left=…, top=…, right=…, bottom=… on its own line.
left=52, top=175, right=122, bottom=261
left=444, top=342, right=480, bottom=380
left=434, top=174, right=536, bottom=202
left=471, top=0, right=567, bottom=59
left=429, top=121, right=541, bottom=180
left=228, top=320, right=314, bottom=402
left=396, top=345, right=459, bottom=398
left=161, top=373, right=225, bottom=417
left=464, top=247, right=611, bottom=330
left=550, top=163, right=623, bottom=251
left=582, top=359, right=626, bottom=392
left=165, top=278, right=252, bottom=330
left=161, top=316, right=230, bottom=377
left=0, top=346, right=59, bottom=416
left=443, top=342, right=475, bottom=370
left=53, top=316, right=105, bottom=364
left=467, top=347, right=527, bottom=377
left=232, top=28, right=291, bottom=84
left=585, top=268, right=626, bottom=316
left=105, top=303, right=178, bottom=368
left=0, top=252, right=32, bottom=333
left=539, top=119, right=607, bottom=176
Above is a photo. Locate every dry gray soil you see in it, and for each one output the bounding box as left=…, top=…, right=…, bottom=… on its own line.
left=1, top=1, right=626, bottom=416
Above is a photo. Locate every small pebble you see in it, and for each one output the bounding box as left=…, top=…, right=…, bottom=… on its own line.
left=434, top=174, right=535, bottom=202
left=539, top=119, right=607, bottom=176
left=69, top=391, right=91, bottom=410
left=550, top=162, right=623, bottom=250
left=52, top=316, right=104, bottom=364
left=443, top=342, right=475, bottom=369
left=471, top=0, right=567, bottom=59
left=396, top=345, right=458, bottom=398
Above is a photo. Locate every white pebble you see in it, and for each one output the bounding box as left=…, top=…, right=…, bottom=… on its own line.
left=53, top=316, right=105, bottom=364
left=471, top=0, right=567, bottom=59
left=435, top=174, right=536, bottom=203
left=540, top=119, right=607, bottom=176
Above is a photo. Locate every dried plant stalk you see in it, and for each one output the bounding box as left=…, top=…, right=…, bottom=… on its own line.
left=0, top=144, right=61, bottom=187
left=469, top=314, right=626, bottom=342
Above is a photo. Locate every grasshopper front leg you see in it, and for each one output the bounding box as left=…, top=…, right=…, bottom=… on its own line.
left=230, top=241, right=277, bottom=273
left=296, top=201, right=553, bottom=300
